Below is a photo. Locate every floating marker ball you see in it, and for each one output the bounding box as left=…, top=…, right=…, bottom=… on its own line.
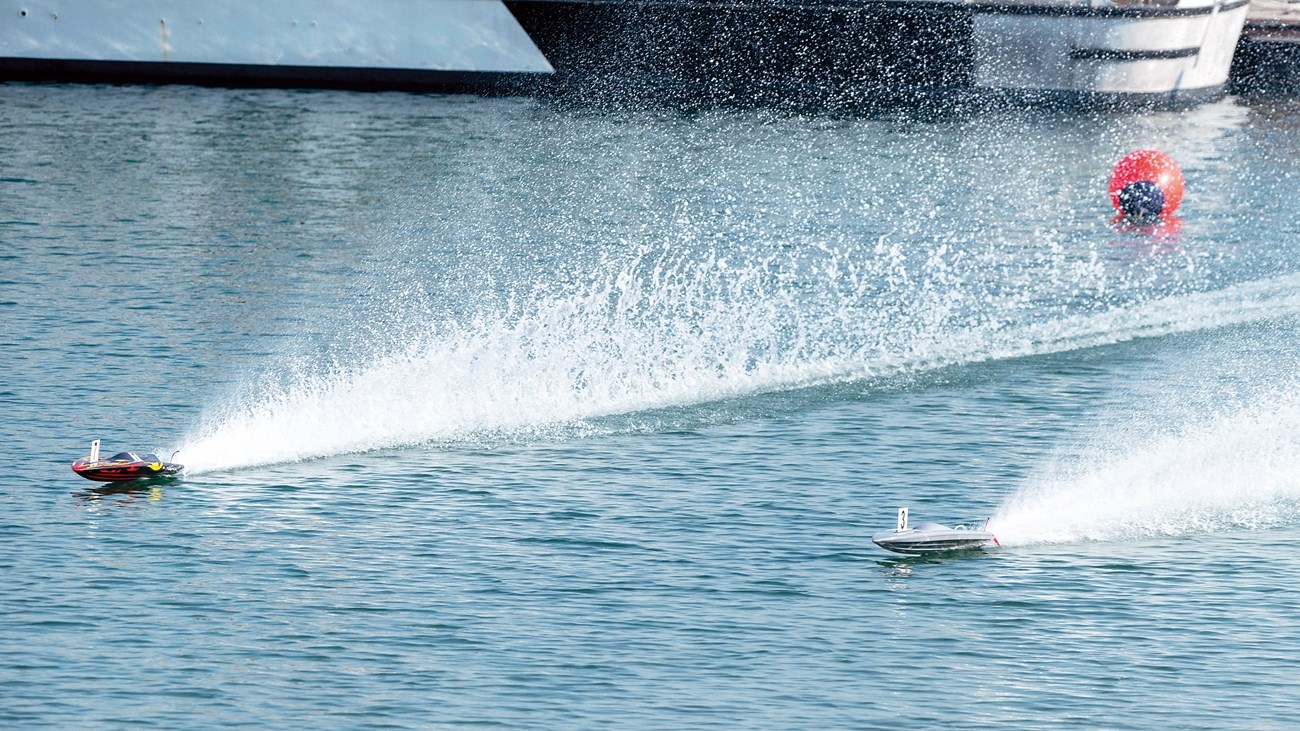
left=1109, top=149, right=1184, bottom=219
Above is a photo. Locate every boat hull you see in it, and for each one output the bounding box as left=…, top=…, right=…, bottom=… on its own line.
left=973, top=1, right=1251, bottom=98
left=71, top=458, right=183, bottom=482
left=507, top=0, right=1249, bottom=105
left=872, top=528, right=997, bottom=555
left=0, top=0, right=1252, bottom=105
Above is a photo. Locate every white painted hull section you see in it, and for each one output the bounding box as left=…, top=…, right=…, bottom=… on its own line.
left=975, top=2, right=1250, bottom=94
left=0, top=0, right=552, bottom=73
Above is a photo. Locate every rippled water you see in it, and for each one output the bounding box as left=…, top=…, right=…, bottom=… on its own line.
left=4, top=83, right=1300, bottom=728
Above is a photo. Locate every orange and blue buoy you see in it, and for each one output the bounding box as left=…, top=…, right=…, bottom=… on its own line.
left=1109, top=150, right=1184, bottom=220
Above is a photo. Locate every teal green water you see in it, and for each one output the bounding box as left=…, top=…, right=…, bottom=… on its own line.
left=4, top=84, right=1300, bottom=728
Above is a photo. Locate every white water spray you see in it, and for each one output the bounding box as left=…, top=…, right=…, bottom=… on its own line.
left=177, top=230, right=1300, bottom=476
left=991, top=386, right=1300, bottom=546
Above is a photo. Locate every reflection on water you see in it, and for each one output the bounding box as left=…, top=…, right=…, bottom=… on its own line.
left=1109, top=214, right=1184, bottom=256
left=73, top=483, right=166, bottom=504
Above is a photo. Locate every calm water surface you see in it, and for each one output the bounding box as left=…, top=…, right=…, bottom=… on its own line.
left=3, top=83, right=1300, bottom=729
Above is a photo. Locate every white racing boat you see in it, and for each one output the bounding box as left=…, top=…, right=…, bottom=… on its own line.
left=872, top=507, right=999, bottom=555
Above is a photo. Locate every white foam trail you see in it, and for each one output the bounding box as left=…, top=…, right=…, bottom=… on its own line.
left=177, top=241, right=1300, bottom=475
left=991, top=388, right=1300, bottom=546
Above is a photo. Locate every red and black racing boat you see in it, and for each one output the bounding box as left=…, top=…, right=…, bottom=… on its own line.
left=71, top=440, right=184, bottom=482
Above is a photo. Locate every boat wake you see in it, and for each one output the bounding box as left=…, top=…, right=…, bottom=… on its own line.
left=177, top=237, right=1300, bottom=474
left=990, top=384, right=1300, bottom=547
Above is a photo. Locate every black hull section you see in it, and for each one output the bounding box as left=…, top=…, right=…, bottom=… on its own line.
left=504, top=0, right=973, bottom=107
left=0, top=57, right=543, bottom=95
left=1232, top=35, right=1300, bottom=93
left=874, top=539, right=992, bottom=555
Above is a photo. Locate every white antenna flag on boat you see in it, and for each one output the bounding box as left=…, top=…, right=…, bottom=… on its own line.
left=89, top=439, right=100, bottom=462
left=897, top=506, right=909, bottom=532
